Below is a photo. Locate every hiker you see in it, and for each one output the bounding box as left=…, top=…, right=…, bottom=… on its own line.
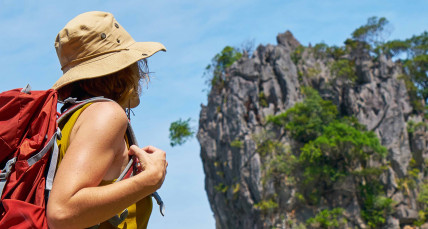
left=46, top=11, right=168, bottom=229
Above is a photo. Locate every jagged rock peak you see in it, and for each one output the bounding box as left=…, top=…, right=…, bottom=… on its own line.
left=198, top=29, right=427, bottom=229
left=276, top=30, right=301, bottom=50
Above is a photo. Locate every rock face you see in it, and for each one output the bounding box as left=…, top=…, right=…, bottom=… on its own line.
left=197, top=31, right=427, bottom=228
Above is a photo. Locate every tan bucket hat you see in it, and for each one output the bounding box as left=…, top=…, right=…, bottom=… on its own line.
left=52, top=11, right=166, bottom=90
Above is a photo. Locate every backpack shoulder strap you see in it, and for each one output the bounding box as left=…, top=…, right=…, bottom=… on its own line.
left=58, top=97, right=137, bottom=182
left=58, top=97, right=113, bottom=124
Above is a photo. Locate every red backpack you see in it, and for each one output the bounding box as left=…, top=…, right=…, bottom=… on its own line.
left=0, top=85, right=164, bottom=228
left=0, top=86, right=58, bottom=228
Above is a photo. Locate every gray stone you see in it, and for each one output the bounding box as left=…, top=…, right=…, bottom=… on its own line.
left=197, top=30, right=427, bottom=228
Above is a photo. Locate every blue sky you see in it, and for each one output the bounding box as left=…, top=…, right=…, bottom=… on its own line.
left=0, top=0, right=427, bottom=228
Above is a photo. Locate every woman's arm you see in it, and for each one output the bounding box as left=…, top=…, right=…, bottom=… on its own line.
left=47, top=101, right=167, bottom=229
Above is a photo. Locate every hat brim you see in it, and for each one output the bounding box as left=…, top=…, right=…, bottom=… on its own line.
left=52, top=41, right=166, bottom=90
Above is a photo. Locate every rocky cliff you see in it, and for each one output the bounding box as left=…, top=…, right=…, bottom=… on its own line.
left=197, top=31, right=427, bottom=228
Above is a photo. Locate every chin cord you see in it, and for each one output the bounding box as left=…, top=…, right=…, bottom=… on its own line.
left=126, top=100, right=135, bottom=120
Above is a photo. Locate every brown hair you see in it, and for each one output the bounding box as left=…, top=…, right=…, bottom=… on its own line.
left=59, top=60, right=149, bottom=107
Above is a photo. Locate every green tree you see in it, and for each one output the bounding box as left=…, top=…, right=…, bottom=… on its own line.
left=403, top=32, right=428, bottom=102
left=352, top=16, right=390, bottom=48
left=268, top=87, right=338, bottom=142
left=380, top=31, right=428, bottom=109
left=204, top=46, right=243, bottom=89
left=169, top=118, right=194, bottom=147
left=266, top=88, right=391, bottom=227
left=297, top=120, right=387, bottom=207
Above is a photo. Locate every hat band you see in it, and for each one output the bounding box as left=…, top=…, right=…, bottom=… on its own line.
left=61, top=48, right=129, bottom=72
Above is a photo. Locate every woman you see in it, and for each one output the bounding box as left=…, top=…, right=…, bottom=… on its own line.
left=47, top=11, right=168, bottom=229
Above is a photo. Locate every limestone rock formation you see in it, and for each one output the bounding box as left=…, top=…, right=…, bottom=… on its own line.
left=197, top=31, right=427, bottom=228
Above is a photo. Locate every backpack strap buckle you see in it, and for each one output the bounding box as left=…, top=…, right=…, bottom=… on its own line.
left=0, top=157, right=17, bottom=180
left=0, top=157, right=17, bottom=196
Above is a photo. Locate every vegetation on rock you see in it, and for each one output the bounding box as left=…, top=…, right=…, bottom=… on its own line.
left=380, top=31, right=428, bottom=110
left=204, top=46, right=243, bottom=90
left=264, top=88, right=391, bottom=227
left=306, top=208, right=347, bottom=229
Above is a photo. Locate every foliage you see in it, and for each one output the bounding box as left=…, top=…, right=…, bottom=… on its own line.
left=268, top=87, right=338, bottom=142
left=402, top=32, right=428, bottom=103
left=263, top=88, right=391, bottom=226
left=400, top=74, right=426, bottom=113
left=255, top=134, right=297, bottom=185
left=330, top=59, right=357, bottom=82
left=298, top=121, right=387, bottom=206
left=414, top=210, right=427, bottom=227
left=169, top=118, right=194, bottom=147
left=204, top=46, right=243, bottom=90
left=398, top=157, right=422, bottom=196
left=360, top=190, right=395, bottom=228
left=351, top=16, right=390, bottom=48
left=418, top=181, right=428, bottom=206
left=376, top=39, right=409, bottom=57
left=381, top=31, right=428, bottom=106
left=259, top=91, right=268, bottom=107
left=230, top=139, right=243, bottom=148
left=414, top=181, right=428, bottom=226
left=232, top=183, right=240, bottom=195
left=310, top=17, right=426, bottom=112
left=214, top=183, right=229, bottom=193
left=313, top=43, right=347, bottom=60
left=313, top=43, right=329, bottom=58
left=291, top=45, right=306, bottom=65
left=306, top=66, right=322, bottom=78
left=306, top=208, right=347, bottom=229
left=257, top=138, right=284, bottom=157
left=254, top=198, right=278, bottom=211
left=263, top=144, right=297, bottom=183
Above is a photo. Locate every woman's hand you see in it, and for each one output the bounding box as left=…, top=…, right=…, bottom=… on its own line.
left=128, top=145, right=168, bottom=191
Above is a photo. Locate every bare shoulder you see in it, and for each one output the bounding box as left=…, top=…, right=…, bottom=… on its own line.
left=82, top=101, right=127, bottom=120
left=73, top=101, right=128, bottom=137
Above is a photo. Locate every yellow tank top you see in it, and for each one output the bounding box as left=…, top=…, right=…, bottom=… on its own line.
left=57, top=103, right=152, bottom=229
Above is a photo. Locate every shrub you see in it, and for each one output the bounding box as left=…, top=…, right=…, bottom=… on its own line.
left=264, top=88, right=390, bottom=226
left=291, top=45, right=305, bottom=65
left=267, top=87, right=338, bottom=142
left=204, top=46, right=243, bottom=90
left=254, top=198, right=279, bottom=211
left=259, top=91, right=268, bottom=107
left=415, top=181, right=428, bottom=226
left=169, top=118, right=194, bottom=147
left=214, top=183, right=229, bottom=193
left=230, top=139, right=243, bottom=148
left=306, top=208, right=347, bottom=229
left=330, top=59, right=357, bottom=82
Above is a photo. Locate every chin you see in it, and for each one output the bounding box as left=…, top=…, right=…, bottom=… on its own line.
left=129, top=97, right=140, bottom=108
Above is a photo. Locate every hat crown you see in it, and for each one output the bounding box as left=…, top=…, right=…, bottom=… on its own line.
left=52, top=11, right=166, bottom=91
left=55, top=11, right=135, bottom=72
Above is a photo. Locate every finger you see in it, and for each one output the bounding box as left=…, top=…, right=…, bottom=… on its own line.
left=128, top=145, right=139, bottom=155
left=129, top=145, right=147, bottom=156
left=141, top=145, right=158, bottom=153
